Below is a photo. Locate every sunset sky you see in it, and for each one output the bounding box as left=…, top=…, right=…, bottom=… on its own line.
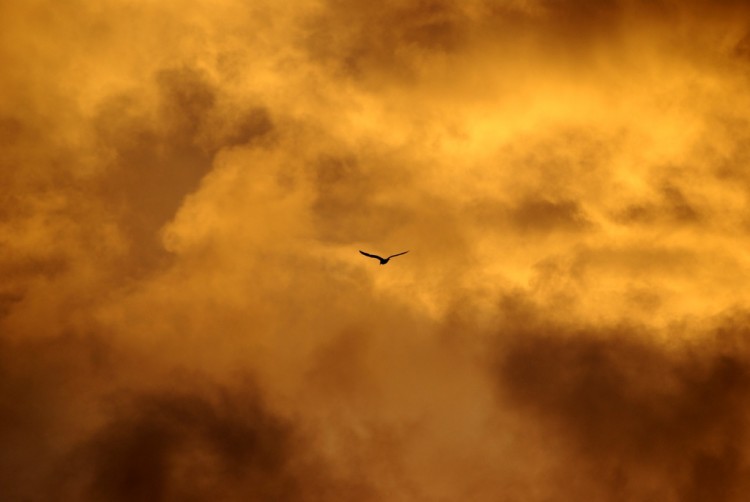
left=3, top=1, right=750, bottom=500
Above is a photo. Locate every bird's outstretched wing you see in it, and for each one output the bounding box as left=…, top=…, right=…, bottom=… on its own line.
left=360, top=250, right=385, bottom=260
left=387, top=251, right=409, bottom=259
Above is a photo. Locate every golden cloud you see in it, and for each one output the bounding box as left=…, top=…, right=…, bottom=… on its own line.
left=3, top=0, right=750, bottom=499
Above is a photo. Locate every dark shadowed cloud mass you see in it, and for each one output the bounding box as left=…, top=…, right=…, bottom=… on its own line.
left=3, top=0, right=750, bottom=500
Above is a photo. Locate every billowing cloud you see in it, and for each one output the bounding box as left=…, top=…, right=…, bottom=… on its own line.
left=3, top=0, right=750, bottom=500
left=494, top=298, right=750, bottom=500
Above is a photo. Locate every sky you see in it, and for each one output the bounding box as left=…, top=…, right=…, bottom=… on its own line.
left=2, top=0, right=750, bottom=500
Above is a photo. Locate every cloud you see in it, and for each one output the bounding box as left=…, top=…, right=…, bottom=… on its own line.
left=3, top=0, right=750, bottom=500
left=493, top=302, right=750, bottom=500
left=92, top=65, right=273, bottom=272
left=0, top=334, right=371, bottom=501
left=66, top=384, right=370, bottom=502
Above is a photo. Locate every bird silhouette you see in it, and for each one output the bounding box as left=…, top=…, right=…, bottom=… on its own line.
left=359, top=250, right=409, bottom=265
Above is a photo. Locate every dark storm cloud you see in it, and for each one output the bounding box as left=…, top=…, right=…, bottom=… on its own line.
left=0, top=336, right=370, bottom=502
left=0, top=334, right=115, bottom=502
left=493, top=302, right=750, bottom=500
left=66, top=385, right=353, bottom=502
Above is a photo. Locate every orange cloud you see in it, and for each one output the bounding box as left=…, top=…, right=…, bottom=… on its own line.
left=3, top=0, right=750, bottom=500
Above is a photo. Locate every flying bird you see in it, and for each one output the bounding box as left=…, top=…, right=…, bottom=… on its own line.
left=359, top=250, right=409, bottom=265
